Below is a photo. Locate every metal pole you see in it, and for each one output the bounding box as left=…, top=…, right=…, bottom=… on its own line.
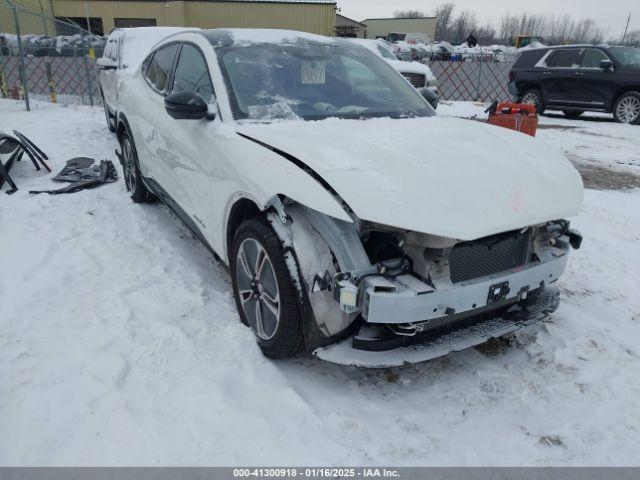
left=622, top=14, right=631, bottom=43
left=9, top=1, right=30, bottom=111
left=82, top=34, right=94, bottom=106
left=476, top=58, right=483, bottom=102
left=38, top=0, right=48, bottom=35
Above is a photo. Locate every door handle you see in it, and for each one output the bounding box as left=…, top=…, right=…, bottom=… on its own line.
left=574, top=72, right=584, bottom=76
left=543, top=72, right=552, bottom=76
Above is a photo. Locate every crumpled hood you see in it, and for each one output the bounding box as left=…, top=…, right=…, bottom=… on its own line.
left=237, top=116, right=584, bottom=240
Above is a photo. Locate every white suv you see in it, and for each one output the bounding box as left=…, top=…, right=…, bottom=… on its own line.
left=114, top=29, right=584, bottom=367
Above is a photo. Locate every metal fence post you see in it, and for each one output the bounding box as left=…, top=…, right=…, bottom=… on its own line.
left=7, top=0, right=30, bottom=111
left=475, top=58, right=483, bottom=102
left=82, top=34, right=94, bottom=106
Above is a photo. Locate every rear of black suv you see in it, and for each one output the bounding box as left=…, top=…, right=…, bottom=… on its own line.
left=509, top=45, right=640, bottom=124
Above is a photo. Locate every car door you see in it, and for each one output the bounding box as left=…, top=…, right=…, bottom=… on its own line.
left=541, top=49, right=582, bottom=107
left=135, top=43, right=180, bottom=190
left=572, top=48, right=613, bottom=109
left=161, top=42, right=218, bottom=240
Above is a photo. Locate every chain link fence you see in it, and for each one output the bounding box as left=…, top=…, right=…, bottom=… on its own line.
left=426, top=60, right=516, bottom=103
left=0, top=0, right=104, bottom=113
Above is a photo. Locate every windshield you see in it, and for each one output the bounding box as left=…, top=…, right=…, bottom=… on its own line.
left=609, top=47, right=640, bottom=67
left=216, top=43, right=434, bottom=121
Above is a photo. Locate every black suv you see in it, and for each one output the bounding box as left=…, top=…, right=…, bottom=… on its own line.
left=508, top=45, right=640, bottom=123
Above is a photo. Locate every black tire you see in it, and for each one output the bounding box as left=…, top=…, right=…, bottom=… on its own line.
left=520, top=89, right=545, bottom=114
left=563, top=109, right=584, bottom=119
left=230, top=217, right=304, bottom=359
left=119, top=130, right=153, bottom=203
left=102, top=94, right=116, bottom=132
left=613, top=91, right=640, bottom=124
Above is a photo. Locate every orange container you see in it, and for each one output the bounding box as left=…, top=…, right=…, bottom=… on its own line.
left=487, top=102, right=539, bottom=137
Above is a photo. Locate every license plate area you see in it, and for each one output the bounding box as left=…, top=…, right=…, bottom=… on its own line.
left=487, top=281, right=510, bottom=305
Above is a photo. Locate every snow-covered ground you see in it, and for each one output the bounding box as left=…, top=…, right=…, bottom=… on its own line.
left=1, top=101, right=639, bottom=466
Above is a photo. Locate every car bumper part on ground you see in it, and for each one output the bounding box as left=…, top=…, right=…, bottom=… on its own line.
left=314, top=285, right=560, bottom=368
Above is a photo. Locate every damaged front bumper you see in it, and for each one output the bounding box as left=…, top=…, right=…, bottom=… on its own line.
left=314, top=285, right=560, bottom=368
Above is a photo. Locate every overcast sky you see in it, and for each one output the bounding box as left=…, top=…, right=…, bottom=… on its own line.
left=337, top=0, right=639, bottom=38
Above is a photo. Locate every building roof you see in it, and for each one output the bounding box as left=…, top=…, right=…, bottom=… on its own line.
left=336, top=13, right=366, bottom=26
left=361, top=17, right=437, bottom=22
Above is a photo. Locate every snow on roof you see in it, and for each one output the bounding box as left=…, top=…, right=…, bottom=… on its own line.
left=204, top=28, right=335, bottom=47
left=115, top=27, right=200, bottom=69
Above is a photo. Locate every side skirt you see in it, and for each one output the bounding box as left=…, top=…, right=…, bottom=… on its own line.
left=142, top=176, right=223, bottom=264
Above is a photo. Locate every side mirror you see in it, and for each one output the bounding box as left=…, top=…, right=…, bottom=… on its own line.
left=164, top=91, right=212, bottom=120
left=418, top=87, right=439, bottom=110
left=96, top=57, right=117, bottom=70
left=600, top=59, right=613, bottom=71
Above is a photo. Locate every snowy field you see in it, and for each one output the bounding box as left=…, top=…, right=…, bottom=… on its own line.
left=1, top=101, right=639, bottom=466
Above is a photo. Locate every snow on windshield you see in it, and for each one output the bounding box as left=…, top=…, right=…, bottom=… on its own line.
left=217, top=43, right=433, bottom=122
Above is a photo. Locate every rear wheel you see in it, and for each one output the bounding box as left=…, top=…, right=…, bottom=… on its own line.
left=520, top=89, right=545, bottom=114
left=120, top=131, right=153, bottom=203
left=230, top=217, right=304, bottom=359
left=613, top=92, right=640, bottom=124
left=563, top=109, right=584, bottom=119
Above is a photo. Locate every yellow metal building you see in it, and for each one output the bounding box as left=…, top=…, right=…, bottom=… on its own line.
left=3, top=0, right=337, bottom=36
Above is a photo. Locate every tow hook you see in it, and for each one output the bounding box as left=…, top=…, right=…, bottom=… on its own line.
left=567, top=229, right=583, bottom=250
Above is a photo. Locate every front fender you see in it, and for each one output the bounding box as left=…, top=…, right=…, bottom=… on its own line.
left=219, top=129, right=353, bottom=224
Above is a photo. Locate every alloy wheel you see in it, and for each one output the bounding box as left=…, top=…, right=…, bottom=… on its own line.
left=616, top=96, right=640, bottom=124
left=122, top=138, right=137, bottom=194
left=521, top=92, right=539, bottom=107
left=235, top=238, right=281, bottom=341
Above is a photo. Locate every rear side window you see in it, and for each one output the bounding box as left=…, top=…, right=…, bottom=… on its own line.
left=171, top=44, right=215, bottom=101
left=513, top=50, right=547, bottom=69
left=547, top=49, right=581, bottom=68
left=581, top=49, right=608, bottom=68
left=144, top=44, right=179, bottom=93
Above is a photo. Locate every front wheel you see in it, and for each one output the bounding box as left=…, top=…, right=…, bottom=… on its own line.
left=520, top=89, right=545, bottom=114
left=230, top=217, right=304, bottom=359
left=613, top=92, right=640, bottom=124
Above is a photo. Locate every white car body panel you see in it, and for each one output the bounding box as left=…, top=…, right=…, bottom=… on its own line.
left=237, top=117, right=583, bottom=241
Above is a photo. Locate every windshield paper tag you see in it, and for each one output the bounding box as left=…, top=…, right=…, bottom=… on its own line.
left=301, top=61, right=326, bottom=84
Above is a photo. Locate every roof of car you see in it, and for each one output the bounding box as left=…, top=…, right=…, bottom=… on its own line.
left=523, top=44, right=615, bottom=52
left=201, top=28, right=336, bottom=47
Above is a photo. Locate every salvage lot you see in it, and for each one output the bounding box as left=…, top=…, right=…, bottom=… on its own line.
left=1, top=101, right=639, bottom=465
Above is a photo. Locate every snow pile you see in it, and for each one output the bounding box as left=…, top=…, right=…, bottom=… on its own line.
left=1, top=32, right=105, bottom=56
left=393, top=40, right=520, bottom=63
left=0, top=101, right=639, bottom=466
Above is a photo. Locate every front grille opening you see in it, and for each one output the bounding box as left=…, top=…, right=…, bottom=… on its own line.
left=448, top=230, right=531, bottom=283
left=402, top=72, right=426, bottom=88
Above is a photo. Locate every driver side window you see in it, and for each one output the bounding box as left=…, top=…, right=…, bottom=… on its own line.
left=144, top=44, right=179, bottom=93
left=171, top=44, right=215, bottom=102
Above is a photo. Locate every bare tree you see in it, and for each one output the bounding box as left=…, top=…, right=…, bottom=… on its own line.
left=394, top=10, right=425, bottom=19
left=433, top=3, right=455, bottom=41
left=449, top=10, right=478, bottom=44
